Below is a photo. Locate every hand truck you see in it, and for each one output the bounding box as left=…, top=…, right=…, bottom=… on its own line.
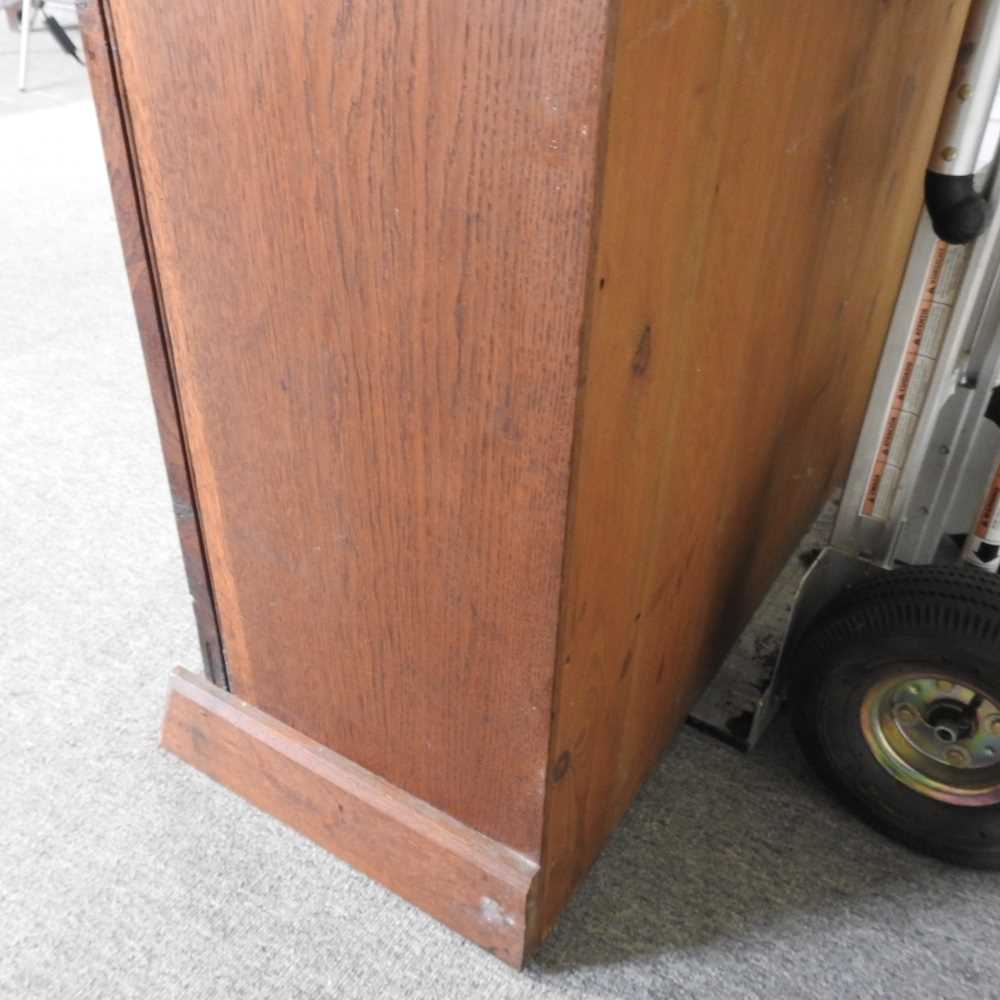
left=693, top=0, right=1000, bottom=868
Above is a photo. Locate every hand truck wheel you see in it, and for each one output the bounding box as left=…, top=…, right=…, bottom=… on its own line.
left=789, top=564, right=1000, bottom=867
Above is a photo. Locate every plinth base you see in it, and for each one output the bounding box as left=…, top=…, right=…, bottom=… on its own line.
left=161, top=668, right=541, bottom=967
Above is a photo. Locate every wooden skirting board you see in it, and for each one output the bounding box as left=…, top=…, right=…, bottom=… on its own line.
left=162, top=668, right=541, bottom=967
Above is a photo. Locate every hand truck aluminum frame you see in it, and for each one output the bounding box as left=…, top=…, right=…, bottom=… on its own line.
left=693, top=0, right=1000, bottom=754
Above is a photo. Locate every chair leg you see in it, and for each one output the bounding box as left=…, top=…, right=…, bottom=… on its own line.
left=18, top=0, right=36, bottom=92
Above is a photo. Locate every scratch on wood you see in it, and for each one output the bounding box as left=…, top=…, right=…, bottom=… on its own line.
left=785, top=81, right=879, bottom=157
left=619, top=649, right=633, bottom=680
left=632, top=325, right=652, bottom=377
left=626, top=0, right=697, bottom=49
left=552, top=751, right=572, bottom=783
left=480, top=896, right=517, bottom=928
left=172, top=497, right=195, bottom=520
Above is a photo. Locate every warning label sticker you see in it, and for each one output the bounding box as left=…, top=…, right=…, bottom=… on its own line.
left=880, top=408, right=917, bottom=468
left=864, top=461, right=901, bottom=520
left=975, top=478, right=1000, bottom=544
left=930, top=241, right=967, bottom=306
left=915, top=301, right=950, bottom=360
left=861, top=240, right=970, bottom=520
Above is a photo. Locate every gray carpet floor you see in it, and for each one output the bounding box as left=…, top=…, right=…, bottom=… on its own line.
left=3, top=39, right=1000, bottom=1000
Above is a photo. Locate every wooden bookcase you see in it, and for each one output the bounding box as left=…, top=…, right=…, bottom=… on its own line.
left=81, top=0, right=969, bottom=967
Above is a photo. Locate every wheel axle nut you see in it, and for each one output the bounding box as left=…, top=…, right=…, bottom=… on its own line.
left=896, top=704, right=918, bottom=724
left=989, top=716, right=1000, bottom=737
left=945, top=747, right=969, bottom=766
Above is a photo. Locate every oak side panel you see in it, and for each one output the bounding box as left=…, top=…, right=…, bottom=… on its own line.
left=540, top=0, right=970, bottom=932
left=79, top=1, right=226, bottom=687
left=103, top=0, right=613, bottom=855
left=162, top=668, right=539, bottom=967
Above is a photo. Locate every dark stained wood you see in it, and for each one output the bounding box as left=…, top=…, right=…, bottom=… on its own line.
left=538, top=0, right=971, bottom=935
left=101, top=0, right=614, bottom=856
left=162, top=668, right=540, bottom=967
left=79, top=0, right=227, bottom=687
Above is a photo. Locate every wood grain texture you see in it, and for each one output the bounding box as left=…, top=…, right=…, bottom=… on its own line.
left=79, top=1, right=226, bottom=687
left=86, top=0, right=971, bottom=962
left=161, top=668, right=540, bottom=967
left=102, top=0, right=614, bottom=855
left=539, top=0, right=970, bottom=934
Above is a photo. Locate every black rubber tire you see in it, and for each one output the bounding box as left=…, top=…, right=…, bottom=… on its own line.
left=789, top=563, right=1000, bottom=868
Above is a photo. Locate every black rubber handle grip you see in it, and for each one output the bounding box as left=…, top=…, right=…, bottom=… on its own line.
left=925, top=171, right=988, bottom=245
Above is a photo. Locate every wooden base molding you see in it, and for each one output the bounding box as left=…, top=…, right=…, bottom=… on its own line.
left=161, top=668, right=540, bottom=967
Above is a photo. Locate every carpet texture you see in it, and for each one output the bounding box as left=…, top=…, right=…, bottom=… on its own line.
left=3, top=58, right=1000, bottom=1000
